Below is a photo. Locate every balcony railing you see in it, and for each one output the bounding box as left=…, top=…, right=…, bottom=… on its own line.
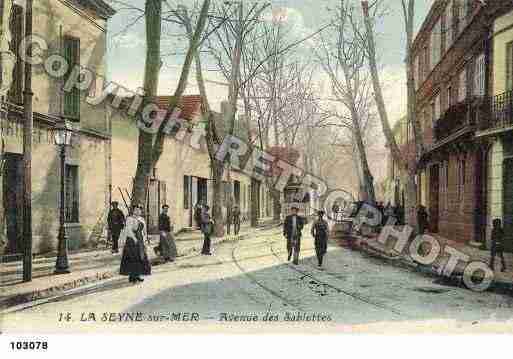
left=479, top=90, right=513, bottom=132
left=434, top=101, right=473, bottom=141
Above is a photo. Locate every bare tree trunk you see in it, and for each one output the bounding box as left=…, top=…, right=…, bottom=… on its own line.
left=132, top=0, right=162, bottom=208
left=211, top=162, right=225, bottom=237
left=250, top=178, right=259, bottom=227
left=403, top=0, right=421, bottom=228
left=362, top=0, right=419, bottom=226
left=361, top=1, right=404, bottom=169
left=183, top=3, right=224, bottom=236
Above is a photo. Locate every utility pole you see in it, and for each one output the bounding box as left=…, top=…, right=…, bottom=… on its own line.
left=22, top=0, right=34, bottom=282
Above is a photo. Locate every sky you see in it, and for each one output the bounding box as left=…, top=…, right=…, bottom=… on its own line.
left=105, top=0, right=433, bottom=120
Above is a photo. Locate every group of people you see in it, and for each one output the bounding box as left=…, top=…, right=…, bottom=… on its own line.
left=375, top=202, right=406, bottom=227
left=283, top=206, right=329, bottom=268
left=107, top=202, right=179, bottom=284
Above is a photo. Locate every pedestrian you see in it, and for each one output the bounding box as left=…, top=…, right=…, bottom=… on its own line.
left=376, top=202, right=385, bottom=227
left=396, top=205, right=405, bottom=225
left=311, top=210, right=329, bottom=268
left=155, top=204, right=177, bottom=262
left=384, top=202, right=393, bottom=225
left=283, top=205, right=305, bottom=265
left=226, top=198, right=233, bottom=235
left=107, top=201, right=125, bottom=253
left=119, top=204, right=151, bottom=283
left=332, top=202, right=340, bottom=221
left=194, top=201, right=203, bottom=229
left=233, top=205, right=241, bottom=235
left=201, top=205, right=214, bottom=255
left=490, top=218, right=506, bottom=272
left=417, top=205, right=429, bottom=235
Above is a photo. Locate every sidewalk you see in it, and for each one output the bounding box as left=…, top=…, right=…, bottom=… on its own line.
left=348, top=228, right=513, bottom=291
left=0, top=222, right=280, bottom=311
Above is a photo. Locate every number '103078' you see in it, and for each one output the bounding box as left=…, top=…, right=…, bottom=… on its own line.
left=10, top=341, right=48, bottom=350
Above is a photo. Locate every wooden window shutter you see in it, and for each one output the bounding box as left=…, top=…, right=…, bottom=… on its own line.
left=7, top=5, right=24, bottom=104
left=63, top=37, right=80, bottom=119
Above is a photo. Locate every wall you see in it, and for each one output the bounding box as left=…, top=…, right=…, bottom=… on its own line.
left=1, top=118, right=109, bottom=253
left=110, top=109, right=266, bottom=232
left=493, top=9, right=513, bottom=95
left=0, top=0, right=110, bottom=255
left=31, top=0, right=108, bottom=133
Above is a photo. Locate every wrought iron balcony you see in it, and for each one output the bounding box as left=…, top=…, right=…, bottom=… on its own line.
left=478, top=90, right=513, bottom=133
left=434, top=101, right=473, bottom=141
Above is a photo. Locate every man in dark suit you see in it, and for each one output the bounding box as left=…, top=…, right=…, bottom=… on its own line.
left=283, top=206, right=305, bottom=265
left=107, top=201, right=125, bottom=253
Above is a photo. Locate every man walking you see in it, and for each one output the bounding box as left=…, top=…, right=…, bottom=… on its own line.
left=201, top=205, right=213, bottom=255
left=311, top=210, right=329, bottom=269
left=283, top=206, right=305, bottom=265
left=233, top=205, right=241, bottom=235
left=156, top=204, right=177, bottom=262
left=107, top=201, right=125, bottom=253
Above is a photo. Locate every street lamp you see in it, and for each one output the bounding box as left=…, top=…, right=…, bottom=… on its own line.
left=54, top=121, right=74, bottom=274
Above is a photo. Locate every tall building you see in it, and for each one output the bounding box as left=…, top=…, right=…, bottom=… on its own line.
left=413, top=0, right=513, bottom=246
left=1, top=0, right=115, bottom=255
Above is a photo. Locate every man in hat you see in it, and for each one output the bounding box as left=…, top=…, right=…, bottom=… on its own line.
left=283, top=205, right=305, bottom=265
left=201, top=205, right=214, bottom=255
left=155, top=204, right=177, bottom=262
left=311, top=210, right=329, bottom=268
left=107, top=201, right=125, bottom=253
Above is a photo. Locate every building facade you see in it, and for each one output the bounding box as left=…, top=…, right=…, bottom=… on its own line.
left=476, top=8, right=513, bottom=250
left=413, top=0, right=513, bottom=245
left=0, top=0, right=115, bottom=256
left=109, top=96, right=271, bottom=234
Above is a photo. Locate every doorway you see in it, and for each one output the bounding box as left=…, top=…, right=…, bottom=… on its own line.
left=429, top=164, right=440, bottom=233
left=2, top=153, right=24, bottom=255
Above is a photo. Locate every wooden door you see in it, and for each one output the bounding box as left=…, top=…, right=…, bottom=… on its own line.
left=2, top=153, right=24, bottom=256
left=429, top=165, right=440, bottom=233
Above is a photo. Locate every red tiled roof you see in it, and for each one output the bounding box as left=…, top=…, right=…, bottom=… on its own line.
left=267, top=146, right=301, bottom=177
left=155, top=95, right=202, bottom=121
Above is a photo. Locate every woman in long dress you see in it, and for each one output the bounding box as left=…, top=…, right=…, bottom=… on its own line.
left=120, top=205, right=151, bottom=283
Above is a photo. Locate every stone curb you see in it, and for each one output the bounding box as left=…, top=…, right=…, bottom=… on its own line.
left=0, top=224, right=281, bottom=313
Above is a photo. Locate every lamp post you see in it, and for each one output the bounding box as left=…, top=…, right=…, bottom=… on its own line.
left=54, top=121, right=73, bottom=274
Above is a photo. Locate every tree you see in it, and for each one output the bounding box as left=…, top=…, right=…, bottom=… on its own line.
left=361, top=0, right=422, bottom=227
left=316, top=0, right=376, bottom=204
left=129, top=0, right=211, bottom=209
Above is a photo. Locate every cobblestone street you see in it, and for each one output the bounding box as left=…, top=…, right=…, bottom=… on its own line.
left=3, top=226, right=513, bottom=334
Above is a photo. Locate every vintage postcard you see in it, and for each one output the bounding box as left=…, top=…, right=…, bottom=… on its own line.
left=1, top=0, right=513, bottom=346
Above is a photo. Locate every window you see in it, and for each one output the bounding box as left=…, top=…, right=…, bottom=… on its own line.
left=431, top=102, right=436, bottom=126
left=458, top=157, right=466, bottom=201
left=434, top=94, right=441, bottom=120
left=7, top=4, right=23, bottom=104
left=63, top=36, right=81, bottom=119
left=223, top=181, right=231, bottom=204
left=474, top=53, right=485, bottom=97
left=507, top=42, right=513, bottom=91
left=414, top=56, right=419, bottom=90
left=423, top=46, right=429, bottom=79
left=431, top=20, right=441, bottom=70
left=65, top=165, right=79, bottom=223
left=441, top=160, right=450, bottom=210
left=447, top=86, right=453, bottom=110
left=458, top=68, right=467, bottom=102
left=183, top=176, right=190, bottom=209
left=459, top=0, right=469, bottom=32
left=446, top=0, right=454, bottom=49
